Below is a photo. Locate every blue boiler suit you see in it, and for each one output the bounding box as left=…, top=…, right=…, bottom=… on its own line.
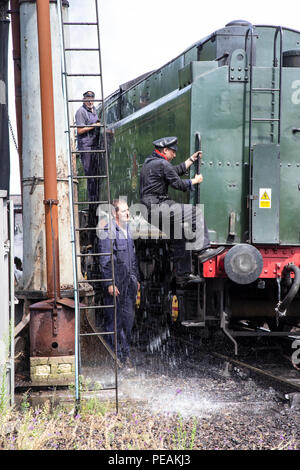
left=75, top=104, right=100, bottom=202
left=98, top=222, right=139, bottom=362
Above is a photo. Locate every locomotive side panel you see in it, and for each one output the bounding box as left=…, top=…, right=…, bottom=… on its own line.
left=107, top=88, right=192, bottom=206
left=280, top=68, right=300, bottom=245
left=189, top=66, right=248, bottom=245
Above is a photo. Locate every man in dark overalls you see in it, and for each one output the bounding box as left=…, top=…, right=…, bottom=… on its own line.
left=139, top=136, right=224, bottom=283
left=75, top=91, right=101, bottom=246
left=98, top=199, right=140, bottom=365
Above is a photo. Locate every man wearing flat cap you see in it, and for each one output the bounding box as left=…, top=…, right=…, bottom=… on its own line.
left=75, top=91, right=101, bottom=245
left=75, top=91, right=101, bottom=162
left=139, top=136, right=224, bottom=283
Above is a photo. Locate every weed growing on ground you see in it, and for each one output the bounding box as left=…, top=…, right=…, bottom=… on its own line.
left=172, top=414, right=197, bottom=450
left=0, top=329, right=12, bottom=412
left=20, top=391, right=30, bottom=413
left=0, top=397, right=298, bottom=450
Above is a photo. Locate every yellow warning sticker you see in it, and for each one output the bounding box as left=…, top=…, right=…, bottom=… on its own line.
left=259, top=188, right=271, bottom=208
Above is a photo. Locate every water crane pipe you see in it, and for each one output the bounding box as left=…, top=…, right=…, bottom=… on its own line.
left=36, top=0, right=60, bottom=299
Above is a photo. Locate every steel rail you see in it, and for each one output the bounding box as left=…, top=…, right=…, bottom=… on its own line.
left=139, top=321, right=300, bottom=393
left=211, top=351, right=300, bottom=393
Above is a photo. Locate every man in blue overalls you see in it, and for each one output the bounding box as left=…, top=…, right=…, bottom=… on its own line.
left=75, top=90, right=101, bottom=200
left=98, top=199, right=140, bottom=365
left=75, top=91, right=101, bottom=247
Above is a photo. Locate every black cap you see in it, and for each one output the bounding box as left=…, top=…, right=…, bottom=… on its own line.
left=83, top=91, right=95, bottom=98
left=152, top=136, right=178, bottom=151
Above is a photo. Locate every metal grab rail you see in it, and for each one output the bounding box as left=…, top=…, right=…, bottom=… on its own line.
left=57, top=0, right=118, bottom=412
left=273, top=26, right=283, bottom=145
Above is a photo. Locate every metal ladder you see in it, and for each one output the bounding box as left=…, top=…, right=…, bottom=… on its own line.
left=0, top=195, right=15, bottom=407
left=57, top=0, right=118, bottom=410
left=245, top=26, right=283, bottom=241
left=247, top=26, right=283, bottom=146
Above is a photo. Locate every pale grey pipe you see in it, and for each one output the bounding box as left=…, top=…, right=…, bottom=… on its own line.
left=9, top=199, right=15, bottom=406
left=57, top=0, right=80, bottom=404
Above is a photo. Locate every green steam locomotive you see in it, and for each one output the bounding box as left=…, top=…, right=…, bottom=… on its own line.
left=99, top=20, right=300, bottom=352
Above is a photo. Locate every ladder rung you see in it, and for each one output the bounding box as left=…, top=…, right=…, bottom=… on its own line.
left=79, top=304, right=114, bottom=310
left=76, top=227, right=99, bottom=231
left=251, top=118, right=279, bottom=122
left=66, top=73, right=101, bottom=77
left=76, top=175, right=108, bottom=179
left=76, top=225, right=114, bottom=230
left=70, top=148, right=106, bottom=152
left=77, top=252, right=112, bottom=257
left=74, top=201, right=108, bottom=205
left=63, top=22, right=98, bottom=26
left=76, top=228, right=101, bottom=232
left=76, top=175, right=107, bottom=180
left=70, top=125, right=104, bottom=129
left=68, top=99, right=103, bottom=103
left=79, top=331, right=115, bottom=337
left=65, top=48, right=99, bottom=52
left=252, top=88, right=280, bottom=92
left=71, top=125, right=104, bottom=128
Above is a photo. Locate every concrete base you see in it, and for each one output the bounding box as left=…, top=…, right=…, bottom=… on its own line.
left=30, top=355, right=75, bottom=386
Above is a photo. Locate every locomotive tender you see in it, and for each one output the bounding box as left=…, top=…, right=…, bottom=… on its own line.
left=100, top=20, right=300, bottom=352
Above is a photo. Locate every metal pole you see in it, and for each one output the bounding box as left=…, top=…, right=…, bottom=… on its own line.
left=36, top=0, right=60, bottom=299
left=95, top=0, right=119, bottom=412
left=246, top=26, right=254, bottom=244
left=9, top=199, right=15, bottom=406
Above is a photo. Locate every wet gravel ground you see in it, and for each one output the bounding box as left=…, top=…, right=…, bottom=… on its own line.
left=78, top=324, right=300, bottom=450
left=12, top=322, right=300, bottom=450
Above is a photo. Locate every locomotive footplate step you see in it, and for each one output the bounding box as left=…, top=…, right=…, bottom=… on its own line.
left=228, top=330, right=300, bottom=337
left=175, top=274, right=204, bottom=284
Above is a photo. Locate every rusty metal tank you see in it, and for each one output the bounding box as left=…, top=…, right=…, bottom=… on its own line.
left=29, top=298, right=75, bottom=357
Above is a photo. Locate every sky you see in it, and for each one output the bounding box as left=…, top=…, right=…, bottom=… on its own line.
left=8, top=0, right=300, bottom=194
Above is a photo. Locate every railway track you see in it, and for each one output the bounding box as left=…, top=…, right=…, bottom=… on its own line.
left=211, top=351, right=300, bottom=394
left=135, top=317, right=300, bottom=399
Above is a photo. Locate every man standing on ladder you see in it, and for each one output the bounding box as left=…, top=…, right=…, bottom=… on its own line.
left=75, top=90, right=101, bottom=247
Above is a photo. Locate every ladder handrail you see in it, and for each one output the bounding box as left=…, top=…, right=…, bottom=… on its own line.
left=245, top=26, right=254, bottom=242
left=273, top=26, right=283, bottom=145
left=57, top=0, right=118, bottom=411
left=57, top=0, right=81, bottom=406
